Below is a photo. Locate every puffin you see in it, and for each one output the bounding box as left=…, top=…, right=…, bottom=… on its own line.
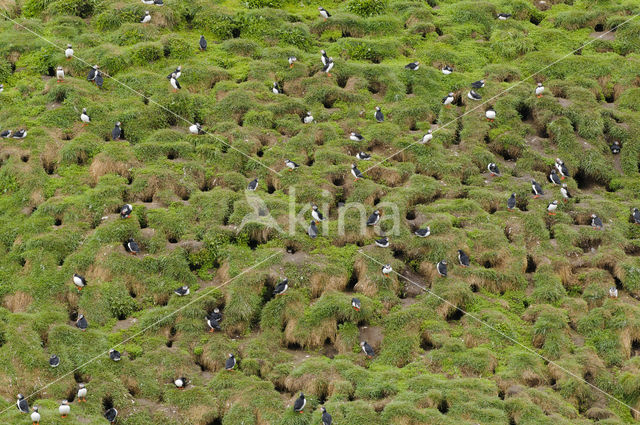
left=303, top=112, right=314, bottom=124
left=174, top=377, right=187, bottom=389
left=189, top=123, right=203, bottom=134
left=49, top=354, right=60, bottom=367
left=273, top=278, right=289, bottom=296
left=468, top=89, right=482, bottom=101
left=285, top=159, right=299, bottom=171
left=87, top=65, right=98, bottom=82
left=293, top=393, right=306, bottom=413
left=351, top=163, right=363, bottom=180
left=59, top=400, right=70, bottom=418
left=422, top=129, right=433, bottom=144
left=322, top=57, right=334, bottom=76
left=560, top=184, right=572, bottom=201
left=31, top=406, right=40, bottom=425
left=141, top=11, right=151, bottom=23
left=308, top=221, right=318, bottom=239
left=120, top=203, right=133, bottom=218
left=95, top=70, right=104, bottom=89
left=548, top=169, right=561, bottom=185
left=591, top=214, right=603, bottom=229
left=436, top=260, right=448, bottom=277
left=247, top=178, right=259, bottom=191
left=169, top=73, right=181, bottom=92
left=12, top=129, right=27, bottom=139
left=555, top=158, right=569, bottom=179
left=632, top=208, right=640, bottom=224
left=414, top=226, right=430, bottom=237
left=374, top=106, right=384, bottom=123
left=442, top=65, right=453, bottom=75
left=311, top=205, right=324, bottom=223
left=105, top=407, right=118, bottom=423
left=77, top=383, right=87, bottom=402
left=112, top=122, right=122, bottom=140
left=199, top=35, right=207, bottom=51
left=109, top=349, right=121, bottom=361
left=611, top=141, right=621, bottom=154
left=360, top=341, right=375, bottom=358
left=17, top=394, right=29, bottom=413
left=0, top=84, right=3, bottom=93
left=497, top=13, right=512, bottom=20
left=531, top=180, right=543, bottom=198
left=535, top=82, right=544, bottom=98
left=442, top=92, right=454, bottom=108
left=318, top=6, right=330, bottom=19
left=350, top=132, right=364, bottom=141
left=174, top=285, right=190, bottom=296
left=609, top=287, right=618, bottom=298
left=375, top=236, right=389, bottom=248
left=206, top=315, right=221, bottom=333
left=73, top=273, right=86, bottom=291
left=76, top=314, right=88, bottom=330
left=65, top=44, right=73, bottom=60
left=272, top=82, right=281, bottom=94
left=0, top=130, right=11, bottom=138
left=367, top=210, right=381, bottom=226
left=547, top=200, right=558, bottom=215
left=351, top=297, right=361, bottom=311
left=56, top=66, right=65, bottom=82
left=142, top=0, right=154, bottom=4
left=487, top=163, right=500, bottom=176
left=225, top=353, right=236, bottom=371
left=208, top=308, right=223, bottom=323
left=170, top=65, right=183, bottom=79
left=382, top=264, right=392, bottom=276
left=288, top=56, right=297, bottom=68
left=356, top=152, right=371, bottom=160
left=507, top=193, right=516, bottom=211
left=457, top=250, right=470, bottom=267
left=125, top=238, right=140, bottom=255
left=471, top=79, right=485, bottom=89
left=321, top=406, right=333, bottom=425
left=405, top=61, right=419, bottom=70
left=485, top=107, right=496, bottom=122
left=321, top=50, right=329, bottom=66
left=80, top=108, right=90, bottom=125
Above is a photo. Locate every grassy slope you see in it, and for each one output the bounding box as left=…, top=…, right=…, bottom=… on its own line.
left=1, top=0, right=640, bottom=423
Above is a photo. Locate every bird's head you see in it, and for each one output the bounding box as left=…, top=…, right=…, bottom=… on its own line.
left=214, top=308, right=220, bottom=313
left=79, top=383, right=85, bottom=388
left=67, top=44, right=72, bottom=48
left=441, top=260, right=447, bottom=265
left=591, top=214, right=597, bottom=218
left=116, top=121, right=121, bottom=126
left=360, top=341, right=365, bottom=346
left=228, top=353, right=234, bottom=358
left=18, top=394, right=24, bottom=399
left=375, top=106, right=380, bottom=111
left=448, top=92, right=454, bottom=96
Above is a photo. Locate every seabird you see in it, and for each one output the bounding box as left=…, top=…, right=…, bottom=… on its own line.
left=497, top=13, right=512, bottom=20
left=436, top=260, right=447, bottom=277
left=0, top=84, right=3, bottom=93
left=356, top=152, right=371, bottom=160
left=0, top=130, right=12, bottom=138
left=422, top=129, right=432, bottom=144
left=350, top=132, right=364, bottom=141
left=610, top=287, right=618, bottom=298
left=414, top=226, right=430, bottom=237
left=366, top=210, right=381, bottom=226
left=95, top=70, right=104, bottom=89
left=318, top=6, right=330, bottom=19
left=374, top=106, right=384, bottom=123
left=322, top=57, right=334, bottom=76
left=471, top=79, right=485, bottom=89
left=442, top=92, right=454, bottom=108
left=457, top=250, right=470, bottom=267
left=293, top=393, right=306, bottom=413
left=247, top=178, right=259, bottom=191
left=303, top=111, right=314, bottom=124
left=591, top=214, right=603, bottom=229
left=105, top=407, right=118, bottom=423
left=272, top=82, right=281, bottom=94
left=549, top=169, right=561, bottom=185
left=76, top=314, right=88, bottom=330
left=321, top=50, right=328, bottom=66
left=351, top=297, right=361, bottom=311
left=308, top=221, right=318, bottom=238
left=12, top=129, right=27, bottom=139
left=632, top=208, right=640, bottom=224
left=174, top=285, right=190, bottom=296
left=467, top=90, right=482, bottom=100
left=442, top=65, right=453, bottom=75
left=109, top=349, right=121, bottom=361
left=351, top=163, right=363, bottom=180
left=206, top=315, right=221, bottom=332
left=199, top=35, right=207, bottom=51
left=273, top=278, right=289, bottom=296
left=77, top=384, right=87, bottom=402
left=142, top=0, right=154, bottom=4
left=170, top=65, right=183, bottom=79
left=56, top=66, right=64, bottom=82
left=382, top=264, right=392, bottom=276
left=547, top=200, right=558, bottom=215
left=485, top=107, right=496, bottom=122
left=560, top=184, right=572, bottom=201
left=49, top=354, right=60, bottom=368
left=321, top=406, right=333, bottom=425
left=17, top=394, right=29, bottom=413
left=125, top=238, right=140, bottom=255
left=120, top=203, right=133, bottom=218
left=59, top=400, right=70, bottom=418
left=80, top=108, right=90, bottom=125
left=375, top=236, right=389, bottom=248
left=531, top=180, right=543, bottom=198
left=225, top=354, right=236, bottom=371
left=311, top=204, right=324, bottom=223
left=487, top=163, right=500, bottom=176
left=360, top=341, right=375, bottom=358
left=154, top=0, right=164, bottom=5
left=288, top=56, right=297, bottom=68
left=170, top=73, right=181, bottom=92
left=405, top=61, right=419, bottom=70
left=208, top=308, right=223, bottom=323
left=87, top=65, right=98, bottom=82
left=611, top=141, right=621, bottom=154
left=31, top=406, right=40, bottom=424
left=141, top=11, right=151, bottom=23
left=65, top=44, right=73, bottom=59
left=285, top=159, right=299, bottom=171
left=112, top=122, right=122, bottom=140
left=535, top=82, right=544, bottom=98
left=507, top=193, right=516, bottom=210
left=72, top=273, right=86, bottom=292
left=555, top=158, right=569, bottom=179
left=174, top=377, right=187, bottom=389
left=189, top=123, right=203, bottom=134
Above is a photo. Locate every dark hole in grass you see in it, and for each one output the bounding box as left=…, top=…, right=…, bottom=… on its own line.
left=437, top=399, right=449, bottom=414
left=446, top=308, right=464, bottom=321
left=367, top=81, right=382, bottom=94
left=54, top=218, right=62, bottom=226
left=594, top=23, right=604, bottom=31
left=247, top=236, right=258, bottom=250
left=632, top=340, right=640, bottom=357
left=231, top=28, right=240, bottom=38
left=58, top=257, right=65, bottom=266
left=168, top=237, right=178, bottom=244
left=576, top=236, right=602, bottom=253
left=373, top=196, right=380, bottom=205
left=406, top=82, right=413, bottom=95
left=523, top=300, right=529, bottom=308
left=167, top=151, right=176, bottom=160
left=434, top=27, right=443, bottom=36
left=615, top=276, right=623, bottom=290
left=604, top=91, right=615, bottom=103
left=409, top=121, right=417, bottom=131
left=322, top=95, right=335, bottom=109
left=19, top=256, right=26, bottom=267
left=406, top=210, right=416, bottom=220
left=128, top=287, right=137, bottom=299
left=102, top=396, right=113, bottom=411
left=261, top=277, right=276, bottom=304
left=21, top=155, right=29, bottom=162
left=287, top=341, right=302, bottom=350
left=574, top=168, right=602, bottom=190
left=69, top=310, right=78, bottom=321
left=509, top=417, right=516, bottom=425
left=356, top=240, right=364, bottom=247
left=526, top=255, right=537, bottom=273
left=142, top=196, right=153, bottom=203
left=306, top=157, right=314, bottom=166
left=66, top=387, right=76, bottom=403
left=286, top=244, right=297, bottom=254
left=470, top=283, right=479, bottom=293
left=337, top=75, right=348, bottom=88
left=530, top=15, right=541, bottom=25
left=332, top=175, right=344, bottom=186
left=206, top=419, right=223, bottom=425
left=73, top=372, right=84, bottom=383
left=257, top=149, right=263, bottom=158
left=267, top=181, right=275, bottom=194
left=516, top=102, right=532, bottom=122
left=488, top=205, right=497, bottom=214
left=498, top=390, right=505, bottom=400
left=392, top=248, right=406, bottom=260
left=341, top=30, right=351, bottom=37
left=43, top=162, right=57, bottom=175
left=484, top=261, right=492, bottom=269
left=195, top=357, right=210, bottom=372
left=346, top=269, right=358, bottom=291
left=220, top=144, right=228, bottom=154
left=516, top=198, right=529, bottom=212
left=420, top=334, right=434, bottom=351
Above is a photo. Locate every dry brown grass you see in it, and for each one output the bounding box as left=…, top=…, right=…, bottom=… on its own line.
left=3, top=291, right=33, bottom=312
left=89, top=153, right=135, bottom=185
left=353, top=257, right=378, bottom=297
left=310, top=272, right=348, bottom=298
left=40, top=141, right=61, bottom=175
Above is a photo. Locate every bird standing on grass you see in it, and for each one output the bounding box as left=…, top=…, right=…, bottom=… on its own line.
left=120, top=203, right=133, bottom=218
left=375, top=236, right=389, bottom=248
left=591, top=214, right=603, bottom=229
left=350, top=132, right=364, bottom=141
left=360, top=341, right=375, bottom=358
left=73, top=273, right=86, bottom=291
left=17, top=394, right=29, bottom=413
left=293, top=393, right=306, bottom=413
left=273, top=278, right=289, bottom=296
left=632, top=208, right=640, bottom=224
left=436, top=260, right=447, bottom=277
left=125, top=238, right=140, bottom=255
left=547, top=200, right=558, bottom=215
left=318, top=6, right=330, bottom=19
left=356, top=152, right=371, bottom=160
left=76, top=314, right=88, bottom=331
left=0, top=84, right=3, bottom=93
left=443, top=92, right=454, bottom=108
left=507, top=193, right=516, bottom=211
left=555, top=158, right=569, bottom=179
left=610, top=287, right=618, bottom=298
left=272, top=82, right=281, bottom=94
left=170, top=73, right=181, bottom=92
left=311, top=204, right=324, bottom=223
left=367, top=210, right=381, bottom=226
left=374, top=106, right=384, bottom=123
left=56, top=66, right=65, bottom=82
left=77, top=384, right=87, bottom=402
left=467, top=90, right=482, bottom=100
left=189, top=123, right=203, bottom=134
left=488, top=163, right=500, bottom=176
left=141, top=11, right=151, bottom=23
left=59, top=400, right=70, bottom=418
left=0, top=130, right=11, bottom=138
left=206, top=315, right=221, bottom=332
left=247, top=178, right=259, bottom=191
left=321, top=50, right=329, bottom=66
left=351, top=163, right=363, bottom=180
left=12, top=129, right=27, bottom=139
left=497, top=13, right=512, bottom=20
left=303, top=112, right=314, bottom=124
left=65, top=44, right=73, bottom=60
left=31, top=406, right=40, bottom=425
left=105, top=407, right=118, bottom=423
left=322, top=57, right=334, bottom=76
left=174, top=285, right=190, bottom=296
left=422, top=130, right=433, bottom=144
left=471, top=79, right=485, bottom=89
left=50, top=354, right=60, bottom=368
left=95, top=70, right=104, bottom=89
left=405, top=61, right=419, bottom=70
left=457, top=250, right=470, bottom=267
left=288, top=56, right=297, bottom=68
left=199, top=35, right=207, bottom=51
left=549, top=169, right=561, bottom=185
left=321, top=406, right=333, bottom=425
left=109, top=349, right=121, bottom=361
left=225, top=354, right=236, bottom=371
left=415, top=226, right=430, bottom=237
left=285, top=159, right=299, bottom=171
left=535, top=82, right=544, bottom=98
left=112, top=122, right=122, bottom=140
left=351, top=297, right=361, bottom=311
left=560, top=184, right=572, bottom=201
left=442, top=65, right=453, bottom=75
left=308, top=221, right=318, bottom=238
left=80, top=108, right=90, bottom=125
left=611, top=141, right=621, bottom=154
left=485, top=107, right=496, bottom=122
left=87, top=65, right=98, bottom=82
left=531, top=180, right=543, bottom=198
left=382, top=264, right=392, bottom=276
left=174, top=377, right=187, bottom=389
